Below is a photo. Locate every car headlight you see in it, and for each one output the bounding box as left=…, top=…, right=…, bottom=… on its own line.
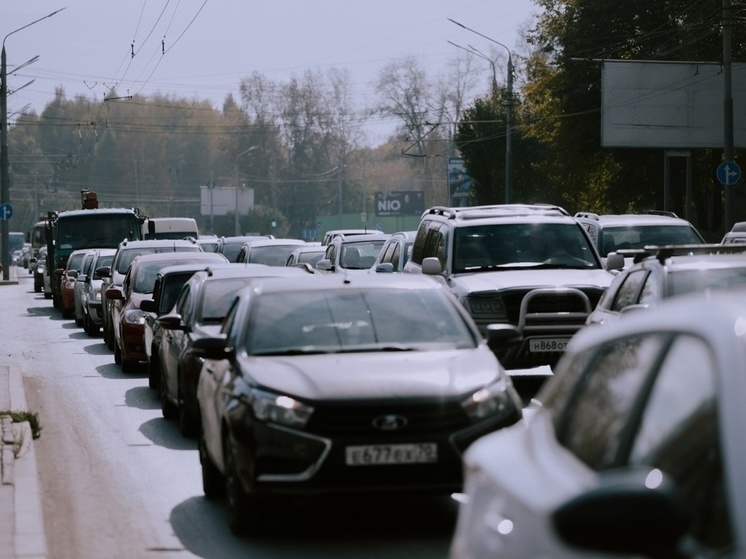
left=123, top=308, right=146, bottom=325
left=237, top=384, right=314, bottom=428
left=461, top=379, right=516, bottom=421
left=93, top=287, right=102, bottom=301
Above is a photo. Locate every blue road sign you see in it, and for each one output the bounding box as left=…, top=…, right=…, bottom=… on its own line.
left=717, top=161, right=741, bottom=185
left=0, top=203, right=12, bottom=220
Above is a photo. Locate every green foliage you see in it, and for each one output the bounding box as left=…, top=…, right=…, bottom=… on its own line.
left=3, top=410, right=42, bottom=439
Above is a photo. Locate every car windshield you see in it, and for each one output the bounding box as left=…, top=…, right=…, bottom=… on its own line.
left=452, top=223, right=598, bottom=273
left=341, top=241, right=386, bottom=269
left=246, top=288, right=475, bottom=355
left=248, top=245, right=302, bottom=266
left=117, top=246, right=201, bottom=273
left=600, top=225, right=702, bottom=253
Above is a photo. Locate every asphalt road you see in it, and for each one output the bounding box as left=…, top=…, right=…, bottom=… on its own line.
left=2, top=272, right=458, bottom=559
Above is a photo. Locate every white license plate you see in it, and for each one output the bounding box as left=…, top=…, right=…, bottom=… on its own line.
left=528, top=338, right=569, bottom=352
left=345, top=443, right=437, bottom=466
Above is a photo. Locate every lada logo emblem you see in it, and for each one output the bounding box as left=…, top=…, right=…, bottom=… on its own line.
left=372, top=414, right=408, bottom=431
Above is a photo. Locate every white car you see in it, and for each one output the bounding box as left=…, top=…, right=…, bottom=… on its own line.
left=450, top=289, right=745, bottom=559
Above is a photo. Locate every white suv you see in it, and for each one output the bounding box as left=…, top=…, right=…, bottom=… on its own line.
left=574, top=211, right=705, bottom=266
left=403, top=204, right=615, bottom=371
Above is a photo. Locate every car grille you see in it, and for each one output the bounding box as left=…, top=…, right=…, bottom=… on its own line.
left=307, top=400, right=469, bottom=438
left=502, top=288, right=604, bottom=324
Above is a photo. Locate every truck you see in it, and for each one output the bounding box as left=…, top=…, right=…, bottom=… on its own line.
left=45, top=189, right=145, bottom=308
left=141, top=217, right=199, bottom=240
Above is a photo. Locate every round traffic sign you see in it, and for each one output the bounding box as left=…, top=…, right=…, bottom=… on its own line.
left=717, top=161, right=741, bottom=185
left=0, top=203, right=12, bottom=220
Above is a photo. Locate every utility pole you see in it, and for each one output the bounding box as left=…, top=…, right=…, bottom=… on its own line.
left=723, top=0, right=735, bottom=233
left=1, top=8, right=65, bottom=281
left=448, top=19, right=513, bottom=203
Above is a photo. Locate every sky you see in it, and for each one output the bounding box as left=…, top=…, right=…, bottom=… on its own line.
left=3, top=0, right=538, bottom=143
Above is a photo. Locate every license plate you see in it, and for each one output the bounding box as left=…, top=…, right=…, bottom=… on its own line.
left=528, top=338, right=569, bottom=352
left=345, top=443, right=437, bottom=466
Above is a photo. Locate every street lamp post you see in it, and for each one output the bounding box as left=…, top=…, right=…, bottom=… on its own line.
left=234, top=146, right=257, bottom=236
left=1, top=7, right=65, bottom=281
left=449, top=18, right=513, bottom=204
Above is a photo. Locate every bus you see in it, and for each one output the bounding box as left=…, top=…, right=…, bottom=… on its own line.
left=30, top=220, right=46, bottom=257
left=1, top=231, right=25, bottom=261
left=45, top=192, right=145, bottom=307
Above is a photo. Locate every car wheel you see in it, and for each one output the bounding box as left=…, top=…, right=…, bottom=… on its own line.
left=177, top=374, right=195, bottom=438
left=121, top=358, right=137, bottom=373
left=34, top=283, right=41, bottom=293
left=147, top=354, right=160, bottom=390
left=160, top=374, right=177, bottom=420
left=44, top=292, right=52, bottom=300
left=75, top=315, right=84, bottom=327
left=199, top=427, right=224, bottom=499
left=114, top=342, right=122, bottom=365
left=225, top=441, right=264, bottom=535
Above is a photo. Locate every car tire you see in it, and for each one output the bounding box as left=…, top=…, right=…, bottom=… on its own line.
left=114, top=342, right=122, bottom=365
left=225, top=441, right=264, bottom=535
left=177, top=374, right=195, bottom=438
left=147, top=354, right=160, bottom=390
left=160, top=375, right=177, bottom=420
left=121, top=358, right=137, bottom=373
left=199, top=427, right=224, bottom=499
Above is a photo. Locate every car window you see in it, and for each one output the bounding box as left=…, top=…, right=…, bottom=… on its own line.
left=637, top=270, right=660, bottom=307
left=628, top=334, right=731, bottom=551
left=246, top=288, right=475, bottom=355
left=553, top=333, right=667, bottom=470
left=611, top=269, right=648, bottom=312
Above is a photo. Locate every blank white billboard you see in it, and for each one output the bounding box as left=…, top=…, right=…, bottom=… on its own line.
left=601, top=60, right=746, bottom=148
left=200, top=186, right=254, bottom=216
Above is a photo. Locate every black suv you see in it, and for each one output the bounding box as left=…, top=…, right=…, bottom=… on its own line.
left=403, top=204, right=615, bottom=371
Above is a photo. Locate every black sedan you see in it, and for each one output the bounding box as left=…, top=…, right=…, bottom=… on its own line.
left=193, top=273, right=523, bottom=535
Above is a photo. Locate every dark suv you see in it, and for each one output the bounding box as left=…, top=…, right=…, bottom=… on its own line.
left=403, top=204, right=615, bottom=372
left=98, top=238, right=203, bottom=350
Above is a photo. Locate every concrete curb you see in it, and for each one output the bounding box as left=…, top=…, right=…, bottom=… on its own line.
left=1, top=366, right=47, bottom=559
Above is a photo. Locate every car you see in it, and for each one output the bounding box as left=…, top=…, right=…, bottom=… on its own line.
left=284, top=245, right=326, bottom=269
left=449, top=289, right=745, bottom=559
left=33, top=246, right=49, bottom=295
left=403, top=204, right=615, bottom=377
left=59, top=248, right=93, bottom=319
left=195, top=234, right=220, bottom=252
left=99, top=238, right=204, bottom=350
left=320, top=228, right=386, bottom=245
left=105, top=251, right=228, bottom=372
left=156, top=264, right=315, bottom=436
left=720, top=221, right=746, bottom=244
left=316, top=233, right=390, bottom=273
left=193, top=273, right=523, bottom=535
left=80, top=248, right=116, bottom=337
left=141, top=261, right=236, bottom=389
left=586, top=243, right=746, bottom=327
left=370, top=230, right=416, bottom=273
left=574, top=210, right=705, bottom=266
left=235, top=238, right=307, bottom=266
left=73, top=250, right=98, bottom=327
left=216, top=235, right=274, bottom=262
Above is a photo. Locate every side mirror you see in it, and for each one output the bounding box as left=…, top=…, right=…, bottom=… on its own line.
left=190, top=335, right=232, bottom=360
left=552, top=467, right=688, bottom=556
left=375, top=262, right=395, bottom=273
left=140, top=299, right=157, bottom=313
left=105, top=286, right=124, bottom=300
left=316, top=259, right=333, bottom=271
left=421, top=256, right=443, bottom=275
left=96, top=266, right=112, bottom=278
left=605, top=252, right=625, bottom=271
left=156, top=313, right=188, bottom=332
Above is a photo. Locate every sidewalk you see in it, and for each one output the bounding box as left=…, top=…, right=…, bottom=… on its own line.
left=0, top=267, right=47, bottom=559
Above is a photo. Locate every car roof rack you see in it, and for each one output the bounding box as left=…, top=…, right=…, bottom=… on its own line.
left=423, top=204, right=570, bottom=220
left=574, top=211, right=599, bottom=220
left=645, top=210, right=679, bottom=218
left=618, top=243, right=746, bottom=264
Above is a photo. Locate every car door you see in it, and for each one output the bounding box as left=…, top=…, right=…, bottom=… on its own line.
left=162, top=285, right=194, bottom=400
left=199, top=296, right=242, bottom=470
